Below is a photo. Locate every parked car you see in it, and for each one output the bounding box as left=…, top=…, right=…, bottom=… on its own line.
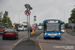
left=17, top=26, right=24, bottom=31
left=2, top=28, right=18, bottom=40
left=0, top=27, right=6, bottom=34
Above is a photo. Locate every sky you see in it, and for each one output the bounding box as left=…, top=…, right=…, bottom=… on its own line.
left=0, top=0, right=75, bottom=24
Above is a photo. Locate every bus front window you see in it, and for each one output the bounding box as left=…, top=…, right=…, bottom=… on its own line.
left=45, top=23, right=60, bottom=32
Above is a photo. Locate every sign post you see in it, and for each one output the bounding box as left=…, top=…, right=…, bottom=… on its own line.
left=24, top=10, right=31, bottom=40
left=24, top=4, right=32, bottom=40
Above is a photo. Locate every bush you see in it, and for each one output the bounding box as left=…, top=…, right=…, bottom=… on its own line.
left=64, top=23, right=69, bottom=28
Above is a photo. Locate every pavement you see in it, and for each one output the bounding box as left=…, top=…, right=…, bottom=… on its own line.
left=13, top=29, right=43, bottom=50
left=66, top=29, right=75, bottom=36
left=13, top=40, right=39, bottom=50
left=31, top=29, right=43, bottom=37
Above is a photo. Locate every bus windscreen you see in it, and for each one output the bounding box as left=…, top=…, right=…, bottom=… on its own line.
left=45, top=23, right=60, bottom=32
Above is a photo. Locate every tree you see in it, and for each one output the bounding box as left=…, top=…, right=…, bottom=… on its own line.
left=2, top=11, right=12, bottom=28
left=2, top=11, right=11, bottom=23
left=69, top=8, right=75, bottom=23
left=0, top=12, right=2, bottom=22
left=64, top=23, right=69, bottom=28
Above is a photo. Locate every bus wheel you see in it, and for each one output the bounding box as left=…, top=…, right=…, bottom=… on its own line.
left=58, top=38, right=60, bottom=40
left=44, top=37, right=46, bottom=39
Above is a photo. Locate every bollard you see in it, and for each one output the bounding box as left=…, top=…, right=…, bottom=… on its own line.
left=32, top=30, right=34, bottom=34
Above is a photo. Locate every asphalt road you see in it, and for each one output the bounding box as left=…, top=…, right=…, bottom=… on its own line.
left=0, top=31, right=27, bottom=50
left=0, top=29, right=74, bottom=50
left=13, top=29, right=43, bottom=50
left=38, top=31, right=75, bottom=50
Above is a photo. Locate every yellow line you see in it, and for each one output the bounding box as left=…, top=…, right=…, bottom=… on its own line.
left=39, top=43, right=43, bottom=50
left=37, top=33, right=43, bottom=50
left=13, top=36, right=27, bottom=46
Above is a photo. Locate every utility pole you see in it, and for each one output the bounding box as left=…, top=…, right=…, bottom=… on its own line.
left=5, top=11, right=8, bottom=27
left=0, top=11, right=2, bottom=22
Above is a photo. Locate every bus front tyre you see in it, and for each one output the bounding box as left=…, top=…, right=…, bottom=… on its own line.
left=58, top=38, right=60, bottom=40
left=44, top=37, right=46, bottom=39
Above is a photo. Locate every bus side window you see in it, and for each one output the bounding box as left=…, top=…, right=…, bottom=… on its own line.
left=44, top=24, right=46, bottom=30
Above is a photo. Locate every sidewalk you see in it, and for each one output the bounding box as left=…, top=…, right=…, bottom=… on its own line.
left=13, top=40, right=40, bottom=50
left=66, top=29, right=75, bottom=36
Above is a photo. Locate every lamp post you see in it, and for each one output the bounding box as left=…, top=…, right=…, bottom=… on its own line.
left=24, top=4, right=32, bottom=40
left=19, top=10, right=24, bottom=23
left=7, top=6, right=11, bottom=27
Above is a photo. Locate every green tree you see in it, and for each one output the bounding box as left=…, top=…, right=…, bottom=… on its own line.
left=2, top=11, right=12, bottom=28
left=64, top=23, right=69, bottom=28
left=2, top=12, right=11, bottom=23
left=69, top=8, right=75, bottom=23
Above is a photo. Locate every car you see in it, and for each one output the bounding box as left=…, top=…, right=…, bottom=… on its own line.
left=61, top=24, right=65, bottom=33
left=38, top=26, right=43, bottom=30
left=61, top=28, right=65, bottom=33
left=2, top=28, right=18, bottom=40
left=17, top=26, right=24, bottom=31
left=0, top=27, right=6, bottom=34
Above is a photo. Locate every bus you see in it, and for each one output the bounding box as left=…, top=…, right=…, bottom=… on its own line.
left=43, top=19, right=62, bottom=39
left=22, top=23, right=27, bottom=31
left=14, top=23, right=21, bottom=30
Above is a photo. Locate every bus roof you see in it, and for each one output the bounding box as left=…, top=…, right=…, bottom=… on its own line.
left=43, top=19, right=62, bottom=23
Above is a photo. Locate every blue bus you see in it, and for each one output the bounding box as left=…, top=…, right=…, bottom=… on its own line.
left=43, top=19, right=62, bottom=39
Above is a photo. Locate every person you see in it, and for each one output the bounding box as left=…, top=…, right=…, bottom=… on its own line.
left=15, top=26, right=18, bottom=31
left=28, top=27, right=32, bottom=32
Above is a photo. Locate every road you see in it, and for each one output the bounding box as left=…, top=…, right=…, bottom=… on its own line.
left=38, top=31, right=75, bottom=50
left=0, top=31, right=27, bottom=50
left=0, top=29, right=75, bottom=50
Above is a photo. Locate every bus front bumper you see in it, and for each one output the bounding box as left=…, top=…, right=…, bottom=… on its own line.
left=44, top=34, right=61, bottom=38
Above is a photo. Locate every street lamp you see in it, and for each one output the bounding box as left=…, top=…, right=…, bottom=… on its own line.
left=7, top=6, right=11, bottom=27
left=24, top=4, right=33, bottom=10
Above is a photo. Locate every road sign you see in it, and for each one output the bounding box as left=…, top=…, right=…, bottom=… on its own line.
left=24, top=10, right=31, bottom=16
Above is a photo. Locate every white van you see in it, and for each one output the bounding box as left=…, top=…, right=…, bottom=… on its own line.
left=18, top=26, right=24, bottom=31
left=61, top=24, right=65, bottom=33
left=38, top=26, right=43, bottom=30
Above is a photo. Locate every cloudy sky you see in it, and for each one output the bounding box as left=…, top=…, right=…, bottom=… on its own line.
left=0, top=0, right=75, bottom=24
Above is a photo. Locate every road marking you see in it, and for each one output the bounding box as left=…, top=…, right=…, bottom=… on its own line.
left=37, top=33, right=43, bottom=50
left=13, top=36, right=27, bottom=46
left=39, top=43, right=43, bottom=50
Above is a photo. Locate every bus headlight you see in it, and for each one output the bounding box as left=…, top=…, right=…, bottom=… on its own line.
left=45, top=33, right=48, bottom=35
left=57, top=33, right=61, bottom=35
